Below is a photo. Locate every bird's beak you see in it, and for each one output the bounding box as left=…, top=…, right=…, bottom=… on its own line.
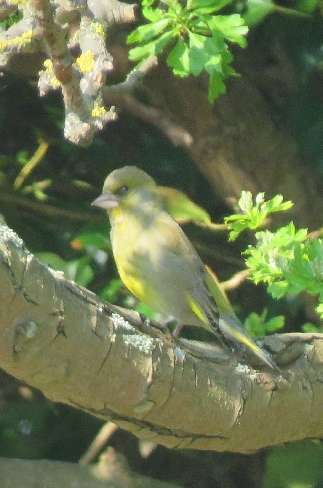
left=91, top=191, right=119, bottom=210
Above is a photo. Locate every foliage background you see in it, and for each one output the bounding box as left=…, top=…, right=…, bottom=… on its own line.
left=1, top=2, right=323, bottom=487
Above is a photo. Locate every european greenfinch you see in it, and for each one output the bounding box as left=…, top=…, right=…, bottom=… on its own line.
left=92, top=166, right=278, bottom=370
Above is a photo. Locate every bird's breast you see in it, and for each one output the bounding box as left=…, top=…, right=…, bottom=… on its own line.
left=110, top=215, right=160, bottom=304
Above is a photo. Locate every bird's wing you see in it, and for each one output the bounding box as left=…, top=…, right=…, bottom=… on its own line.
left=140, top=212, right=279, bottom=370
left=170, top=230, right=278, bottom=369
left=204, top=266, right=279, bottom=369
left=155, top=212, right=222, bottom=330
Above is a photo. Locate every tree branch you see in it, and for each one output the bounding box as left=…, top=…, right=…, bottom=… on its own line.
left=0, top=455, right=179, bottom=488
left=0, top=0, right=134, bottom=145
left=1, top=223, right=322, bottom=453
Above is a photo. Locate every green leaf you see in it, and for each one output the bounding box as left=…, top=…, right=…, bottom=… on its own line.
left=243, top=0, right=275, bottom=25
left=208, top=70, right=226, bottom=102
left=302, top=322, right=322, bottom=333
left=189, top=0, right=231, bottom=12
left=36, top=252, right=94, bottom=287
left=0, top=9, right=22, bottom=30
left=316, top=303, right=323, bottom=319
left=128, top=41, right=156, bottom=61
left=135, top=301, right=161, bottom=319
left=142, top=0, right=157, bottom=6
left=71, top=233, right=109, bottom=250
left=154, top=30, right=175, bottom=54
left=188, top=32, right=210, bottom=76
left=142, top=6, right=164, bottom=22
left=263, top=315, right=285, bottom=332
left=191, top=0, right=232, bottom=14
left=244, top=311, right=284, bottom=338
left=101, top=279, right=124, bottom=303
left=72, top=262, right=94, bottom=287
left=209, top=28, right=227, bottom=51
left=225, top=192, right=295, bottom=240
left=294, top=228, right=308, bottom=241
left=268, top=280, right=290, bottom=299
left=204, top=53, right=222, bottom=73
left=128, top=30, right=174, bottom=61
left=127, top=18, right=170, bottom=44
left=264, top=194, right=293, bottom=214
left=167, top=38, right=190, bottom=76
left=207, top=14, right=248, bottom=47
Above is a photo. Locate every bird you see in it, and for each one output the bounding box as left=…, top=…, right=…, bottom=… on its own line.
left=92, top=166, right=279, bottom=370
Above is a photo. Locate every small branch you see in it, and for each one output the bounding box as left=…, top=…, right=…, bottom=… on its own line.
left=87, top=0, right=137, bottom=24
left=195, top=221, right=229, bottom=232
left=0, top=1, right=178, bottom=146
left=79, top=422, right=118, bottom=465
left=122, top=56, right=159, bottom=90
left=0, top=193, right=101, bottom=222
left=13, top=139, right=49, bottom=190
left=103, top=89, right=193, bottom=147
left=1, top=0, right=122, bottom=145
left=220, top=269, right=251, bottom=291
left=307, top=227, right=323, bottom=240
left=102, top=57, right=193, bottom=147
left=108, top=91, right=193, bottom=147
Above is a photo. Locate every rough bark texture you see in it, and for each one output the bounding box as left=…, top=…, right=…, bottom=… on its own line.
left=1, top=223, right=323, bottom=454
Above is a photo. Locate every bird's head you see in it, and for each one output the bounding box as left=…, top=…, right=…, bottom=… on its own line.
left=92, top=166, right=161, bottom=216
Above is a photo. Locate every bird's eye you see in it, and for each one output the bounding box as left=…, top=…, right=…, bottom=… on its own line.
left=116, top=185, right=129, bottom=195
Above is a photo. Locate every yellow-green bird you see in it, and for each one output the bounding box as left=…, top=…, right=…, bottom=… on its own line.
left=92, top=166, right=278, bottom=370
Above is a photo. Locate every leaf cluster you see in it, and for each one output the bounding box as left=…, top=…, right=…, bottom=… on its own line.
left=225, top=191, right=293, bottom=240
left=127, top=0, right=248, bottom=102
left=227, top=191, right=323, bottom=321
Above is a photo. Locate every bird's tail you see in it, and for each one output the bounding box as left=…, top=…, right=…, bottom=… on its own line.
left=218, top=315, right=280, bottom=371
left=204, top=266, right=280, bottom=371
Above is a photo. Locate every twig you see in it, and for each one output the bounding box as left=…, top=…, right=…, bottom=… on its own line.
left=13, top=139, right=49, bottom=190
left=220, top=269, right=251, bottom=291
left=124, top=56, right=158, bottom=89
left=79, top=422, right=118, bottom=465
left=307, top=228, right=323, bottom=240
left=0, top=193, right=101, bottom=222
left=195, top=221, right=229, bottom=231
left=104, top=89, right=193, bottom=147
left=103, top=56, right=193, bottom=147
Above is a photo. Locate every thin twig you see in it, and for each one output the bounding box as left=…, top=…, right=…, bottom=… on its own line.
left=220, top=269, right=251, bottom=291
left=79, top=422, right=118, bottom=466
left=307, top=228, right=323, bottom=240
left=195, top=221, right=229, bottom=231
left=0, top=193, right=101, bottom=222
left=13, top=139, right=49, bottom=190
left=102, top=56, right=193, bottom=147
left=104, top=90, right=193, bottom=147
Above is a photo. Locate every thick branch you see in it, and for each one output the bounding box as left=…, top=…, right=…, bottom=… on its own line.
left=0, top=456, right=179, bottom=488
left=0, top=223, right=323, bottom=453
left=143, top=63, right=323, bottom=230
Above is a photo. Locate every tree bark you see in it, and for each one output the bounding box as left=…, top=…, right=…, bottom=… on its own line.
left=1, top=223, right=323, bottom=454
left=0, top=455, right=180, bottom=488
left=143, top=63, right=323, bottom=230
